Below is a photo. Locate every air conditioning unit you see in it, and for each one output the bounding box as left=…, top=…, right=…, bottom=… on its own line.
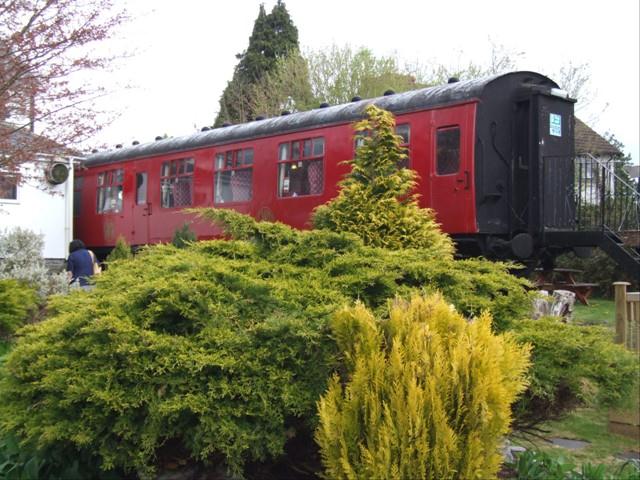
left=45, top=162, right=69, bottom=185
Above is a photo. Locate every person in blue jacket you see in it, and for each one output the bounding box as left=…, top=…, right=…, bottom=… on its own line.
left=66, top=239, right=97, bottom=289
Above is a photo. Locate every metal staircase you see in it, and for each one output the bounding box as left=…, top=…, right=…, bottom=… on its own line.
left=575, top=154, right=640, bottom=278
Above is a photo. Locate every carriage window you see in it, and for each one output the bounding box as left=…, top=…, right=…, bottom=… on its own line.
left=396, top=123, right=410, bottom=168
left=278, top=137, right=324, bottom=197
left=436, top=127, right=460, bottom=175
left=0, top=172, right=18, bottom=200
left=214, top=148, right=253, bottom=203
left=396, top=124, right=410, bottom=144
left=96, top=168, right=123, bottom=213
left=354, top=124, right=410, bottom=167
left=161, top=158, right=194, bottom=208
left=136, top=173, right=148, bottom=205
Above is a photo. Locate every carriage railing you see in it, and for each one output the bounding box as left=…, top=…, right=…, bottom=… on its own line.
left=575, top=153, right=640, bottom=236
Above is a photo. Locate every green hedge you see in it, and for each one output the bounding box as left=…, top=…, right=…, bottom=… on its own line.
left=0, top=214, right=532, bottom=477
left=0, top=279, right=38, bottom=338
left=512, top=317, right=639, bottom=425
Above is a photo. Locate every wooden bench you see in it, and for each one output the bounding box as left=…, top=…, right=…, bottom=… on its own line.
left=534, top=268, right=598, bottom=305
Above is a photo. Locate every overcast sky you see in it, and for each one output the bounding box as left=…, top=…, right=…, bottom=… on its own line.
left=89, top=0, right=639, bottom=165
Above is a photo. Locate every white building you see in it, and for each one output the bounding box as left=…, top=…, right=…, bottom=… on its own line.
left=0, top=155, right=76, bottom=266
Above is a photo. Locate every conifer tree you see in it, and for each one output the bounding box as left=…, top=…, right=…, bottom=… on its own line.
left=316, top=294, right=531, bottom=479
left=313, top=105, right=454, bottom=257
left=214, top=1, right=303, bottom=126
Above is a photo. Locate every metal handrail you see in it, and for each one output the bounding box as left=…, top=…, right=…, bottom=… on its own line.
left=584, top=153, right=640, bottom=201
left=575, top=154, right=640, bottom=234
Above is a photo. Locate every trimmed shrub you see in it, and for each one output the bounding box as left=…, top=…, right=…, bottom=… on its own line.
left=312, top=105, right=454, bottom=258
left=194, top=209, right=533, bottom=331
left=172, top=222, right=197, bottom=249
left=0, top=213, right=532, bottom=477
left=512, top=317, right=639, bottom=425
left=0, top=243, right=338, bottom=477
left=106, top=235, right=133, bottom=263
left=0, top=279, right=38, bottom=337
left=315, top=294, right=531, bottom=479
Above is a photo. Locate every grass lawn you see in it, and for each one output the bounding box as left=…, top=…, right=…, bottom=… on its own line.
left=510, top=297, right=640, bottom=475
left=573, top=298, right=616, bottom=327
left=510, top=407, right=640, bottom=478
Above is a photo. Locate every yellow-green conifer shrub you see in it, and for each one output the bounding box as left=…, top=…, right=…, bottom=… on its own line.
left=316, top=294, right=531, bottom=480
left=106, top=235, right=133, bottom=262
left=312, top=105, right=454, bottom=258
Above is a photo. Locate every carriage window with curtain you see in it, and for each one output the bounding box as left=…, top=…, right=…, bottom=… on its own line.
left=214, top=148, right=253, bottom=203
left=96, top=168, right=123, bottom=213
left=160, top=158, right=194, bottom=208
left=136, top=173, right=148, bottom=205
left=278, top=137, right=324, bottom=197
left=436, top=127, right=460, bottom=175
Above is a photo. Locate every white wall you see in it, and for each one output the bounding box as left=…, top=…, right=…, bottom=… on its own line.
left=0, top=157, right=74, bottom=260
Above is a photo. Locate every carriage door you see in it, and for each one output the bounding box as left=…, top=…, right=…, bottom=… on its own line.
left=429, top=106, right=476, bottom=233
left=131, top=163, right=151, bottom=245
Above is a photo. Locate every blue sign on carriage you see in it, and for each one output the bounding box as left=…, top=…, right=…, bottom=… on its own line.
left=550, top=113, right=562, bottom=137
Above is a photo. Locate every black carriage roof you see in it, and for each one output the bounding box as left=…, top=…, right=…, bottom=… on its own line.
left=85, top=71, right=558, bottom=167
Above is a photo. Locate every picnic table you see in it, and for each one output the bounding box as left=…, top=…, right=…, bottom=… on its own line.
left=534, top=267, right=598, bottom=305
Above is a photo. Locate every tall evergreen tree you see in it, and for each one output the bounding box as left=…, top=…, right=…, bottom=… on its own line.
left=214, top=1, right=301, bottom=126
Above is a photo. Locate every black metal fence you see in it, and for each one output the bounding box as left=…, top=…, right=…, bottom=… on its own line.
left=574, top=154, right=640, bottom=234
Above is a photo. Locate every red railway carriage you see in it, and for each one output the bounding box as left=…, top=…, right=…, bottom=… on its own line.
left=75, top=71, right=577, bottom=263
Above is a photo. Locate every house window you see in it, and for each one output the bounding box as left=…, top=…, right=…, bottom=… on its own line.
left=214, top=148, right=253, bottom=203
left=136, top=173, right=148, bottom=205
left=0, top=172, right=18, bottom=200
left=161, top=158, right=194, bottom=208
left=278, top=137, right=324, bottom=197
left=436, top=127, right=460, bottom=175
left=96, top=168, right=123, bottom=213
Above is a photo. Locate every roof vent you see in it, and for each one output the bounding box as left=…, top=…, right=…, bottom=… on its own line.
left=351, top=96, right=362, bottom=102
left=448, top=77, right=459, bottom=84
left=155, top=136, right=163, bottom=141
left=132, top=140, right=140, bottom=146
left=255, top=115, right=265, bottom=121
left=281, top=110, right=291, bottom=116
left=115, top=144, right=123, bottom=149
left=201, top=126, right=210, bottom=132
left=383, top=89, right=395, bottom=96
left=222, top=122, right=231, bottom=127
left=319, top=102, right=329, bottom=108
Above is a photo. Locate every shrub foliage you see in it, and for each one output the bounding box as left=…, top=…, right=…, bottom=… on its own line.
left=313, top=105, right=454, bottom=257
left=0, top=227, right=68, bottom=297
left=512, top=317, right=639, bottom=426
left=315, top=294, right=531, bottom=479
left=105, top=235, right=133, bottom=262
left=0, top=279, right=38, bottom=338
left=0, top=212, right=531, bottom=476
